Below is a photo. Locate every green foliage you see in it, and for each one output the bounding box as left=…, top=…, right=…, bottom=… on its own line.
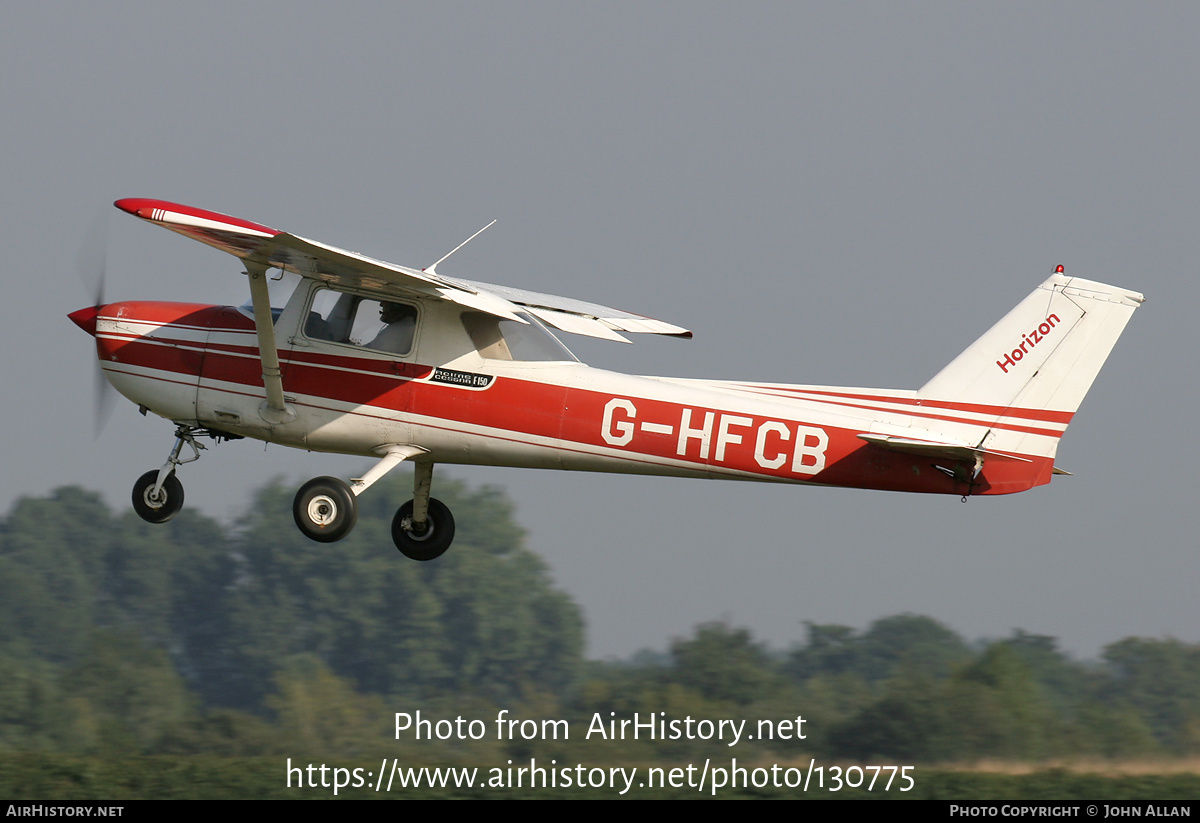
left=783, top=619, right=1200, bottom=764
left=942, top=644, right=1054, bottom=760
left=786, top=614, right=971, bottom=685
left=997, top=630, right=1093, bottom=712
left=0, top=655, right=71, bottom=753
left=0, top=488, right=111, bottom=664
left=1071, top=701, right=1160, bottom=759
left=221, top=474, right=583, bottom=707
left=3, top=480, right=1200, bottom=771
left=58, top=633, right=197, bottom=755
left=828, top=668, right=953, bottom=762
left=265, top=655, right=389, bottom=756
left=1101, top=637, right=1200, bottom=754
left=0, top=475, right=582, bottom=756
left=670, top=621, right=780, bottom=706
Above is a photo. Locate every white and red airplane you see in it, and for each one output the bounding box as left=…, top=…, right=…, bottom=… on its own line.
left=70, top=199, right=1143, bottom=560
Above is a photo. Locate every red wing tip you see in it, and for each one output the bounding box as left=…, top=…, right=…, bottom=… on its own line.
left=112, top=198, right=279, bottom=235
left=114, top=198, right=157, bottom=220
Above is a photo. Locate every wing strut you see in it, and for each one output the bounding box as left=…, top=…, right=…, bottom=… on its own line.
left=244, top=261, right=296, bottom=423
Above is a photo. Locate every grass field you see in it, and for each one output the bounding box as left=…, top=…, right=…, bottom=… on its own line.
left=4, top=755, right=1199, bottom=799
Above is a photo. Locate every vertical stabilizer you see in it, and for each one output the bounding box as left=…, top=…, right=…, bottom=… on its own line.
left=916, top=272, right=1142, bottom=465
left=920, top=273, right=1142, bottom=410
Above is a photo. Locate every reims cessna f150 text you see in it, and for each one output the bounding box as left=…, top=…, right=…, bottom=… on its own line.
left=69, top=199, right=1144, bottom=560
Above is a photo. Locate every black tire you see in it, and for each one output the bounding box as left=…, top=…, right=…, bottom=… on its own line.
left=132, top=470, right=184, bottom=524
left=293, top=476, right=358, bottom=543
left=392, top=498, right=455, bottom=561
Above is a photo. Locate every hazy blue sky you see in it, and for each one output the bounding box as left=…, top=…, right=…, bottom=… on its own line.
left=4, top=2, right=1197, bottom=659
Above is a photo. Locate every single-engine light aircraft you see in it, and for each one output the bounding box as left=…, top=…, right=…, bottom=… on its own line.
left=70, top=199, right=1144, bottom=560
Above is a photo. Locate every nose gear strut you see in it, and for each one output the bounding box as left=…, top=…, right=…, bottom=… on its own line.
left=131, top=425, right=228, bottom=524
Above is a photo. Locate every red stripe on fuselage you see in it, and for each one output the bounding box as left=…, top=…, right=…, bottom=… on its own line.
left=739, top=385, right=1075, bottom=425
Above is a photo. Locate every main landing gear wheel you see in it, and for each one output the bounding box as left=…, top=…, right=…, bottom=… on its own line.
left=132, top=470, right=184, bottom=524
left=392, top=498, right=455, bottom=561
left=293, top=477, right=358, bottom=543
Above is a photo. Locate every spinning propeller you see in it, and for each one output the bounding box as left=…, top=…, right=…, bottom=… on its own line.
left=72, top=206, right=117, bottom=436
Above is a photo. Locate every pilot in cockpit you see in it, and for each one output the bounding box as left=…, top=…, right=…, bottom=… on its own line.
left=366, top=301, right=417, bottom=354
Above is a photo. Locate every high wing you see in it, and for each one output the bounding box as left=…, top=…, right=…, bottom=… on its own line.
left=113, top=199, right=691, bottom=342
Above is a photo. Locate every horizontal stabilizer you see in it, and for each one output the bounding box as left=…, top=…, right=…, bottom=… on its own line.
left=858, top=433, right=1032, bottom=464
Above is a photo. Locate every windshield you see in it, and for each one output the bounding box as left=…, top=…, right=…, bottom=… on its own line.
left=462, top=312, right=578, bottom=362
left=237, top=270, right=303, bottom=322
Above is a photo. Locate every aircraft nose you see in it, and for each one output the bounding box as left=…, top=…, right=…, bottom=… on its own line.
left=69, top=306, right=100, bottom=336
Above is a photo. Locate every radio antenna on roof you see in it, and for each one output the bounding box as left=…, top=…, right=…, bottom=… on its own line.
left=425, top=219, right=497, bottom=277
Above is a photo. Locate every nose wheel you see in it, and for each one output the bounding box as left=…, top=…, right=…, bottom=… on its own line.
left=131, top=424, right=206, bottom=524
left=132, top=470, right=184, bottom=523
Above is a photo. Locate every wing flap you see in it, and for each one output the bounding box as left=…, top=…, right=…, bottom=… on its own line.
left=525, top=307, right=632, bottom=343
left=603, top=316, right=691, bottom=336
left=453, top=277, right=692, bottom=339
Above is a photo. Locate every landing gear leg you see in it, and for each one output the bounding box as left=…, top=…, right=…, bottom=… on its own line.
left=392, top=462, right=455, bottom=561
left=131, top=425, right=206, bottom=524
left=412, top=460, right=433, bottom=527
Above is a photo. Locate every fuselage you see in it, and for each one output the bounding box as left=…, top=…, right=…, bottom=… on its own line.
left=68, top=198, right=1143, bottom=559
left=75, top=281, right=1063, bottom=497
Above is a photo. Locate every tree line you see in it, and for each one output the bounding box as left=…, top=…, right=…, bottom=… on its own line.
left=1, top=480, right=1196, bottom=763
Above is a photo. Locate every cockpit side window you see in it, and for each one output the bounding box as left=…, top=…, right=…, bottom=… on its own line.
left=306, top=288, right=418, bottom=356
left=462, top=311, right=577, bottom=362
